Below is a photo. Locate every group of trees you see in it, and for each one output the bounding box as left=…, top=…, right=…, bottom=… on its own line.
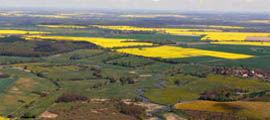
left=120, top=77, right=137, bottom=85
left=56, top=93, right=88, bottom=103
left=31, top=91, right=48, bottom=97
left=91, top=67, right=137, bottom=85
left=108, top=60, right=154, bottom=68
left=0, top=36, right=99, bottom=57
left=92, top=81, right=109, bottom=88
left=199, top=88, right=249, bottom=101
left=91, top=67, right=103, bottom=78
left=113, top=100, right=147, bottom=120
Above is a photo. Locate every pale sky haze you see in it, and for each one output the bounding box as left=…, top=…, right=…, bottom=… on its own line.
left=0, top=0, right=269, bottom=12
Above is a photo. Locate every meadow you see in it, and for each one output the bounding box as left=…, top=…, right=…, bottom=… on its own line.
left=143, top=74, right=270, bottom=105
left=0, top=78, right=17, bottom=93
left=0, top=10, right=270, bottom=120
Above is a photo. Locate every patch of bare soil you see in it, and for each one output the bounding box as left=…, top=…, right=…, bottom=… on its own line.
left=139, top=74, right=152, bottom=78
left=129, top=71, right=136, bottom=74
left=90, top=98, right=108, bottom=103
left=12, top=67, right=31, bottom=72
left=91, top=109, right=100, bottom=113
left=49, top=54, right=62, bottom=58
left=147, top=117, right=159, bottom=120
left=13, top=67, right=24, bottom=71
left=24, top=69, right=31, bottom=73
left=39, top=111, right=58, bottom=119
left=91, top=108, right=108, bottom=114
left=163, top=113, right=187, bottom=120
left=9, top=87, right=21, bottom=94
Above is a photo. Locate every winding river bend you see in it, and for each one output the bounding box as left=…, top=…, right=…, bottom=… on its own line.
left=136, top=74, right=171, bottom=120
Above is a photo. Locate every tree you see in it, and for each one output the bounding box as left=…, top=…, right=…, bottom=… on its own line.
left=174, top=80, right=180, bottom=86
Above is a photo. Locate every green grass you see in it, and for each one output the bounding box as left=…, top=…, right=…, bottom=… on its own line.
left=106, top=55, right=156, bottom=68
left=171, top=109, right=191, bottom=119
left=20, top=91, right=63, bottom=119
left=144, top=74, right=270, bottom=105
left=49, top=49, right=105, bottom=60
left=0, top=56, right=42, bottom=65
left=0, top=78, right=18, bottom=93
left=0, top=69, right=57, bottom=117
left=45, top=70, right=95, bottom=81
left=204, top=55, right=270, bottom=69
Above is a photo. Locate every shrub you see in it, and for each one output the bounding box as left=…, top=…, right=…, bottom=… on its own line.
left=116, top=101, right=147, bottom=119
left=56, top=93, right=88, bottom=103
left=31, top=91, right=48, bottom=97
left=0, top=73, right=10, bottom=78
left=21, top=112, right=36, bottom=119
left=199, top=88, right=248, bottom=101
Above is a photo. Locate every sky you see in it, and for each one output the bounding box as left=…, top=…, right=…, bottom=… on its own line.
left=0, top=0, right=269, bottom=12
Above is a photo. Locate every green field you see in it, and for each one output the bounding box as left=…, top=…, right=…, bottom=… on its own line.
left=0, top=10, right=270, bottom=120
left=0, top=78, right=17, bottom=93
left=144, top=74, right=270, bottom=105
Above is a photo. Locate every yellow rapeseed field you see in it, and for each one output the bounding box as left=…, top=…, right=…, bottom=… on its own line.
left=200, top=32, right=248, bottom=41
left=0, top=13, right=10, bottom=16
left=23, top=35, right=253, bottom=59
left=0, top=117, right=10, bottom=120
left=115, top=46, right=254, bottom=59
left=201, top=32, right=270, bottom=41
left=0, top=35, right=5, bottom=38
left=23, top=35, right=153, bottom=48
left=211, top=41, right=270, bottom=46
left=37, top=25, right=88, bottom=29
left=0, top=30, right=50, bottom=35
left=90, top=25, right=222, bottom=33
left=175, top=100, right=270, bottom=119
left=249, top=20, right=270, bottom=24
left=208, top=25, right=244, bottom=29
left=120, top=14, right=187, bottom=18
left=90, top=25, right=270, bottom=41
